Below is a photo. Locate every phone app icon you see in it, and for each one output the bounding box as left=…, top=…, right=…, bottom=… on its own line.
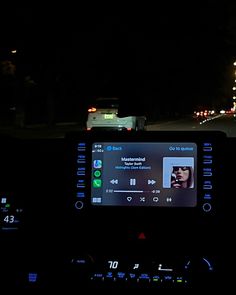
left=93, top=179, right=102, bottom=188
left=93, top=160, right=102, bottom=169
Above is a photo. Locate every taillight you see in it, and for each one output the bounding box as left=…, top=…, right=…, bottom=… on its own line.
left=88, top=107, right=97, bottom=113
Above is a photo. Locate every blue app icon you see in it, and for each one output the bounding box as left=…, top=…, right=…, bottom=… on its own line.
left=93, top=160, right=102, bottom=168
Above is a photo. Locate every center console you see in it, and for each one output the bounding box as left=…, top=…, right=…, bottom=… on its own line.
left=63, top=130, right=225, bottom=290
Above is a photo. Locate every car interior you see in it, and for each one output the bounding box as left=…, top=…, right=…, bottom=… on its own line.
left=1, top=4, right=235, bottom=292
left=0, top=129, right=232, bottom=292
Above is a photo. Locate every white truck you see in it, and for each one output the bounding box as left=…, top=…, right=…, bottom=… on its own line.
left=86, top=97, right=146, bottom=131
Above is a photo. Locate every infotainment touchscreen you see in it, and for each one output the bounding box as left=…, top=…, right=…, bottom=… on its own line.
left=69, top=130, right=225, bottom=213
left=91, top=142, right=197, bottom=207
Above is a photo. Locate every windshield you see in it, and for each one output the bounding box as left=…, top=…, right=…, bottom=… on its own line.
left=1, top=4, right=236, bottom=138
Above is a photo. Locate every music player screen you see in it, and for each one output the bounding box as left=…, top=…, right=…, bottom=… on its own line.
left=91, top=142, right=197, bottom=207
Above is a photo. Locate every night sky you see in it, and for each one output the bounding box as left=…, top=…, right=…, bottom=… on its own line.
left=1, top=2, right=236, bottom=121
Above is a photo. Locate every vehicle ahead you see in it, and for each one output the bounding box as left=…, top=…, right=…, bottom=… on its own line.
left=86, top=97, right=146, bottom=131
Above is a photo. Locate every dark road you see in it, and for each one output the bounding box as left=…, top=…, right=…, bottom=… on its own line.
left=0, top=113, right=234, bottom=138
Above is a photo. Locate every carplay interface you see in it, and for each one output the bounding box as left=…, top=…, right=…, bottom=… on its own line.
left=91, top=142, right=197, bottom=207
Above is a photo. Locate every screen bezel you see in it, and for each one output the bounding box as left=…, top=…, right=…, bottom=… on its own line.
left=67, top=130, right=225, bottom=216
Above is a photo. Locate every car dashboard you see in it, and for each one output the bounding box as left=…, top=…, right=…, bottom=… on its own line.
left=0, top=130, right=231, bottom=292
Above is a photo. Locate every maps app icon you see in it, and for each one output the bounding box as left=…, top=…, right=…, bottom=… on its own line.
left=93, top=160, right=102, bottom=169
